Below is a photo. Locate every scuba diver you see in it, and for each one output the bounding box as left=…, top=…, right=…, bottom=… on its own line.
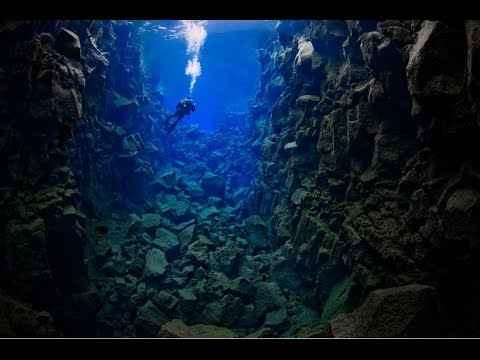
left=163, top=97, right=196, bottom=133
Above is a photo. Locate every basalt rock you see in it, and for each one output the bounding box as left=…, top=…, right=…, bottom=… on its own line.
left=250, top=19, right=480, bottom=336
left=326, top=284, right=441, bottom=337
left=157, top=319, right=238, bottom=338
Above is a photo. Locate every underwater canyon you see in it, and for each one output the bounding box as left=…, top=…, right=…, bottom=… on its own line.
left=0, top=19, right=479, bottom=338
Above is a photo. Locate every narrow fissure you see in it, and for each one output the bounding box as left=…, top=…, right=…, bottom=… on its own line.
left=0, top=19, right=479, bottom=338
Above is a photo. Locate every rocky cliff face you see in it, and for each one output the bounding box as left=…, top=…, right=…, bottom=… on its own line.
left=0, top=20, right=152, bottom=336
left=251, top=20, right=480, bottom=336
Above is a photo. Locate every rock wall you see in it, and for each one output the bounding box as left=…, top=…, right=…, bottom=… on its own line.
left=252, top=20, right=480, bottom=336
left=69, top=20, right=159, bottom=216
left=0, top=20, right=153, bottom=336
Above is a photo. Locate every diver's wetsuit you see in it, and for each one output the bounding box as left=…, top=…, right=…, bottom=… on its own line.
left=164, top=98, right=196, bottom=133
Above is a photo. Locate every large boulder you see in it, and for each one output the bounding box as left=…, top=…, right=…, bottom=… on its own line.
left=157, top=319, right=237, bottom=338
left=327, top=284, right=441, bottom=337
left=144, top=249, right=168, bottom=278
left=201, top=172, right=226, bottom=198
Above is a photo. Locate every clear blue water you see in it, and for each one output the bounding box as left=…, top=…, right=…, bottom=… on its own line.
left=140, top=20, right=276, bottom=131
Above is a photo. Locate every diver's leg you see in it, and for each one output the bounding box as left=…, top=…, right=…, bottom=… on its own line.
left=167, top=115, right=183, bottom=133
left=168, top=111, right=179, bottom=119
left=164, top=113, right=176, bottom=129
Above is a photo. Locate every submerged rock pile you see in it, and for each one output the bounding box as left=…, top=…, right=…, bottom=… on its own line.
left=85, top=161, right=322, bottom=336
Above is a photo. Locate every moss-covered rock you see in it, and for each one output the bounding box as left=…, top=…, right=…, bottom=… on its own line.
left=144, top=249, right=168, bottom=278
left=246, top=327, right=277, bottom=338
left=157, top=319, right=238, bottom=338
